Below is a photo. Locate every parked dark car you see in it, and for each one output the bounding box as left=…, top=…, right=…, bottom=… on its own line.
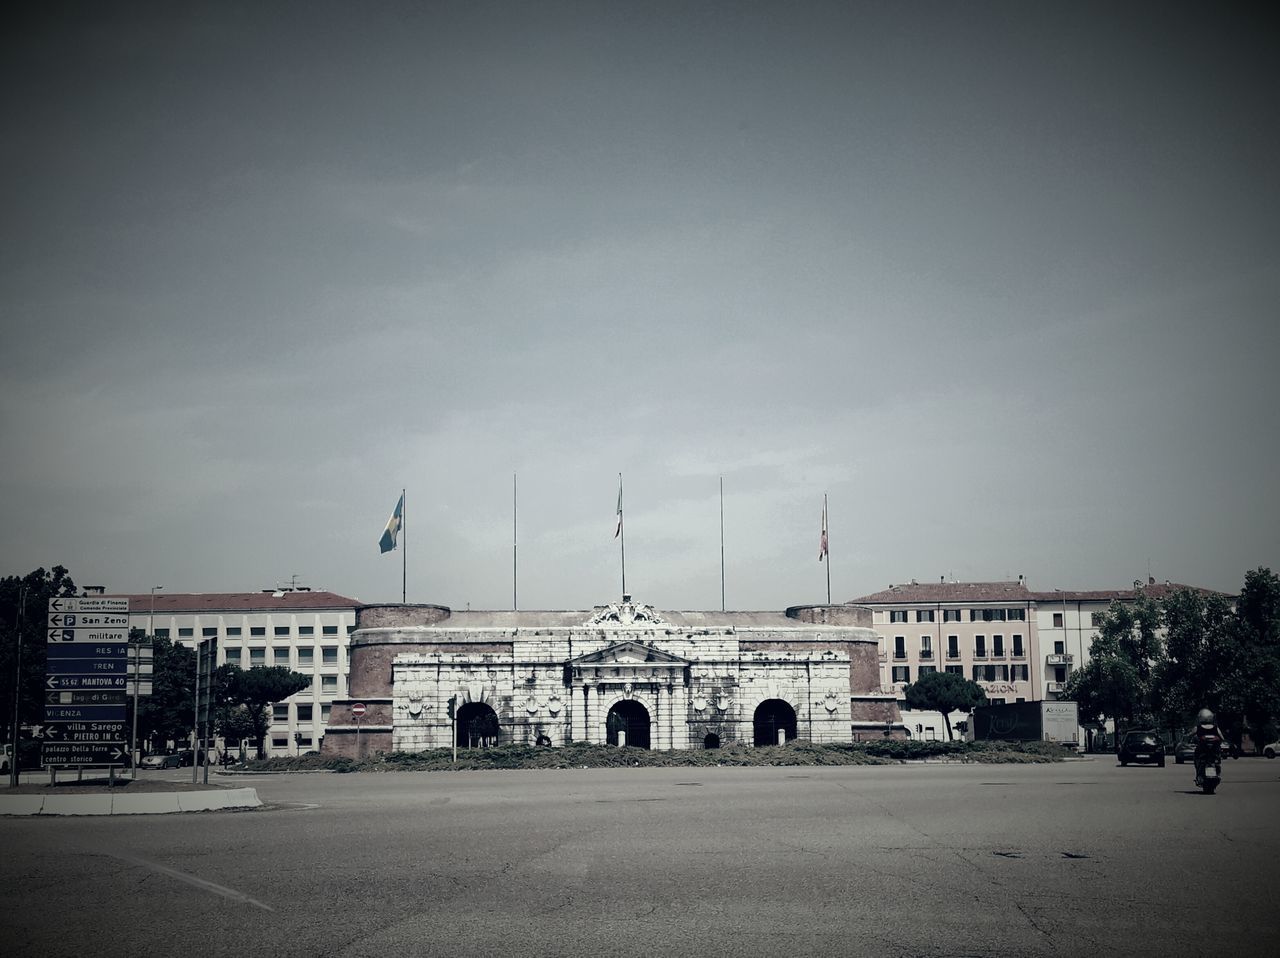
left=1118, top=730, right=1166, bottom=767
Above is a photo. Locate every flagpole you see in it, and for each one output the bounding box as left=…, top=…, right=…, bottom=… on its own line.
left=619, top=473, right=626, bottom=599
left=825, top=493, right=831, bottom=605
left=401, top=488, right=406, bottom=605
left=513, top=472, right=518, bottom=611
left=719, top=476, right=725, bottom=612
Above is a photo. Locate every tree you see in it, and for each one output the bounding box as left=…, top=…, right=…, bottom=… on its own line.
left=1, top=567, right=78, bottom=744
left=902, top=670, right=987, bottom=741
left=1067, top=595, right=1164, bottom=746
left=219, top=665, right=311, bottom=758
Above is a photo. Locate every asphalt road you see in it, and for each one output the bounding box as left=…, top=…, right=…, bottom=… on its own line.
left=2, top=757, right=1278, bottom=958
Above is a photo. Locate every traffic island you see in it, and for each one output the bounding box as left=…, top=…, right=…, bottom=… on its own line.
left=0, top=776, right=261, bottom=816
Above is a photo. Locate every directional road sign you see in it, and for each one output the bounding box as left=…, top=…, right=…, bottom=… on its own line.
left=46, top=690, right=128, bottom=706
left=41, top=741, right=128, bottom=766
left=45, top=703, right=127, bottom=723
left=47, top=627, right=128, bottom=644
left=47, top=642, right=128, bottom=659
left=47, top=656, right=128, bottom=675
left=47, top=674, right=129, bottom=690
left=47, top=612, right=129, bottom=629
left=47, top=597, right=129, bottom=614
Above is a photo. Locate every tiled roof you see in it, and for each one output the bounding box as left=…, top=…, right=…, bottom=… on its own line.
left=846, top=581, right=1033, bottom=605
left=1031, top=583, right=1233, bottom=602
left=108, top=591, right=361, bottom=614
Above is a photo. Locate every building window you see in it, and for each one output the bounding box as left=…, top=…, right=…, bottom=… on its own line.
left=892, top=666, right=910, bottom=683
left=274, top=626, right=290, bottom=637
left=1011, top=664, right=1029, bottom=681
left=943, top=609, right=961, bottom=623
left=321, top=676, right=338, bottom=693
left=972, top=664, right=1009, bottom=682
left=251, top=626, right=266, bottom=637
left=297, top=736, right=312, bottom=749
left=297, top=704, right=313, bottom=722
left=1055, top=666, right=1067, bottom=682
left=988, top=698, right=1006, bottom=706
left=916, top=610, right=935, bottom=623
left=945, top=665, right=963, bottom=675
left=1012, top=634, right=1024, bottom=657
left=890, top=611, right=908, bottom=623
left=273, top=648, right=290, bottom=667
left=974, top=635, right=986, bottom=658
left=202, top=627, right=217, bottom=637
left=920, top=636, right=932, bottom=659
left=154, top=628, right=170, bottom=639
left=346, top=625, right=355, bottom=635
left=272, top=704, right=289, bottom=723
left=322, top=647, right=339, bottom=667
left=992, top=635, right=1004, bottom=657
left=322, top=625, right=339, bottom=636
left=919, top=665, right=937, bottom=676
left=225, top=648, right=242, bottom=665
left=271, top=737, right=288, bottom=749
left=321, top=704, right=331, bottom=722
left=1008, top=609, right=1025, bottom=621
left=1054, top=640, right=1066, bottom=654
left=893, top=636, right=906, bottom=659
left=178, top=628, right=193, bottom=638
left=249, top=648, right=266, bottom=667
left=1052, top=612, right=1064, bottom=628
left=947, top=635, right=959, bottom=658
left=226, top=626, right=242, bottom=637
left=298, top=647, right=314, bottom=667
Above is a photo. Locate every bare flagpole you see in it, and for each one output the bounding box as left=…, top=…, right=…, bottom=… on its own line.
left=720, top=476, right=726, bottom=612
left=513, top=472, right=518, bottom=611
left=401, top=488, right=406, bottom=604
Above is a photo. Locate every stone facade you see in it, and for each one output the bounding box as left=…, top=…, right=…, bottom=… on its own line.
left=322, top=597, right=903, bottom=759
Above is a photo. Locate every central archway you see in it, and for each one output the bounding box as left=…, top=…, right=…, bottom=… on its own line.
left=606, top=700, right=651, bottom=749
left=457, top=702, right=500, bottom=748
left=753, top=699, right=797, bottom=746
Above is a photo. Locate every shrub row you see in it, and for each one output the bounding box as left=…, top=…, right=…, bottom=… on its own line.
left=239, top=739, right=1072, bottom=773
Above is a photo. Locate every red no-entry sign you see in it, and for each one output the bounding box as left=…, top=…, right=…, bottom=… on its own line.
left=351, top=703, right=367, bottom=718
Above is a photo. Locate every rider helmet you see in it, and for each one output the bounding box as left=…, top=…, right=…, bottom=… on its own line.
left=1196, top=708, right=1215, bottom=725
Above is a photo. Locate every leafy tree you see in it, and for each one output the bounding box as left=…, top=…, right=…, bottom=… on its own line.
left=902, top=670, right=987, bottom=741
left=0, top=567, right=78, bottom=743
left=1066, top=594, right=1163, bottom=746
left=219, top=664, right=311, bottom=758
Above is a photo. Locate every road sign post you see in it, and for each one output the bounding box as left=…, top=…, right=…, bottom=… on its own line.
left=44, top=597, right=129, bottom=779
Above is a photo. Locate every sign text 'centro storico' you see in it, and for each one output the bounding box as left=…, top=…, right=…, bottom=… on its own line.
left=43, top=597, right=130, bottom=768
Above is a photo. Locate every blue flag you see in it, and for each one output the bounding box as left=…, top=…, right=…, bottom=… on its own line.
left=379, top=493, right=404, bottom=554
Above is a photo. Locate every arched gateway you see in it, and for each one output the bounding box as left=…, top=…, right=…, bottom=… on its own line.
left=753, top=699, right=798, bottom=746
left=320, top=596, right=903, bottom=757
left=606, top=700, right=651, bottom=749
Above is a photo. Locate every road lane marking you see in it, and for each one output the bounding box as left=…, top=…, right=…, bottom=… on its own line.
left=110, top=854, right=274, bottom=911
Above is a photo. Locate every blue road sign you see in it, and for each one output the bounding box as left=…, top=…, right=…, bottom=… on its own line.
left=44, top=704, right=127, bottom=722
left=46, top=643, right=128, bottom=660
left=46, top=656, right=128, bottom=675
left=46, top=675, right=129, bottom=691
left=41, top=741, right=128, bottom=767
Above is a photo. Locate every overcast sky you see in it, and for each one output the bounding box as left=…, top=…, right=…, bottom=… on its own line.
left=2, top=2, right=1276, bottom=611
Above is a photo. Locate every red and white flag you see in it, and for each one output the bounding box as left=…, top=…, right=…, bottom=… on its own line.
left=818, top=497, right=829, bottom=561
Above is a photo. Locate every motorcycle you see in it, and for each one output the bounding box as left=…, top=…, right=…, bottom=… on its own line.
left=1194, top=743, right=1222, bottom=794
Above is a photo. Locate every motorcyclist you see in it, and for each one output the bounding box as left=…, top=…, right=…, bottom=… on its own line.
left=1192, top=708, right=1224, bottom=783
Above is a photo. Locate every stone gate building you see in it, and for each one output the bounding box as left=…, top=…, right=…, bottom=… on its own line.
left=321, top=596, right=902, bottom=758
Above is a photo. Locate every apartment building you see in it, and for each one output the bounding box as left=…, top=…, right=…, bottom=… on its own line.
left=113, top=589, right=360, bottom=757
left=847, top=579, right=1038, bottom=738
left=1031, top=579, right=1229, bottom=701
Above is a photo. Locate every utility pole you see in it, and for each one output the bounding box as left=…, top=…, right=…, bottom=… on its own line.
left=8, top=585, right=25, bottom=788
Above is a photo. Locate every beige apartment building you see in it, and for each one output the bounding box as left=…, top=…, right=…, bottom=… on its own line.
left=847, top=579, right=1038, bottom=738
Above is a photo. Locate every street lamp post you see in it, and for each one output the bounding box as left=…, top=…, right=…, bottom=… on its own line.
left=8, top=586, right=26, bottom=788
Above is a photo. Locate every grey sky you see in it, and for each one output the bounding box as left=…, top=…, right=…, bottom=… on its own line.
left=2, top=2, right=1276, bottom=610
